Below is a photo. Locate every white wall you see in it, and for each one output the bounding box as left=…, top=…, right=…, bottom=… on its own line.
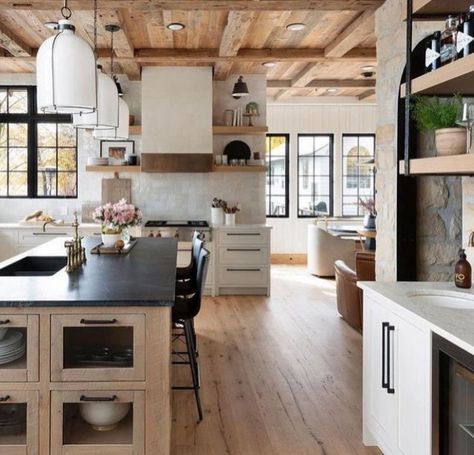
left=267, top=102, right=377, bottom=254
left=142, top=67, right=212, bottom=154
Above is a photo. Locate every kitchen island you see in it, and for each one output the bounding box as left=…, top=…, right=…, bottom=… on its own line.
left=0, top=236, right=178, bottom=455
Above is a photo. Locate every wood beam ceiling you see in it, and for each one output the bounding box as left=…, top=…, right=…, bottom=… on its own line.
left=0, top=22, right=32, bottom=57
left=324, top=9, right=375, bottom=58
left=214, top=10, right=255, bottom=80
left=0, top=1, right=384, bottom=11
left=268, top=79, right=376, bottom=88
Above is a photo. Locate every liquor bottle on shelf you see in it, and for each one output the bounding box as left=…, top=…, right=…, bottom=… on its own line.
left=458, top=6, right=474, bottom=58
left=425, top=31, right=441, bottom=73
left=440, top=15, right=458, bottom=66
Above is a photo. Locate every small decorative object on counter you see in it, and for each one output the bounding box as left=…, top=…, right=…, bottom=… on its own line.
left=93, top=199, right=142, bottom=248
left=455, top=249, right=472, bottom=289
left=440, top=15, right=458, bottom=66
left=412, top=95, right=465, bottom=156
left=224, top=203, right=241, bottom=225
left=425, top=31, right=441, bottom=73
left=211, top=198, right=226, bottom=225
left=359, top=198, right=376, bottom=229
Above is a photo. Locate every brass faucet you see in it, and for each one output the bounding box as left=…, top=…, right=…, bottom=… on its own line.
left=469, top=231, right=474, bottom=247
left=64, top=212, right=86, bottom=273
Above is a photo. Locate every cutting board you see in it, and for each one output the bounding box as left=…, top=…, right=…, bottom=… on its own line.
left=101, top=178, right=132, bottom=204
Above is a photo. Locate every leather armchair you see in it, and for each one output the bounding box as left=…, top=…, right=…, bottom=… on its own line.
left=335, top=251, right=375, bottom=332
left=307, top=225, right=356, bottom=277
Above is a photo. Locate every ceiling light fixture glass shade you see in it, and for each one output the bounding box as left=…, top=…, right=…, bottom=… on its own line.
left=232, top=76, right=249, bottom=99
left=73, top=66, right=119, bottom=129
left=93, top=97, right=129, bottom=140
left=37, top=19, right=97, bottom=114
left=286, top=23, right=306, bottom=31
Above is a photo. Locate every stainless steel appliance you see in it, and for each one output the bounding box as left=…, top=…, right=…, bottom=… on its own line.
left=142, top=220, right=211, bottom=241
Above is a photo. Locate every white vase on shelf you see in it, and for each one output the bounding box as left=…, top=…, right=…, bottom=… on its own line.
left=211, top=207, right=225, bottom=225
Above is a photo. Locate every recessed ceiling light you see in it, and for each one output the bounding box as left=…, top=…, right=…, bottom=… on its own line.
left=167, top=22, right=185, bottom=31
left=361, top=65, right=376, bottom=72
left=286, top=23, right=306, bottom=31
left=326, top=88, right=338, bottom=94
left=262, top=62, right=276, bottom=68
left=44, top=21, right=58, bottom=30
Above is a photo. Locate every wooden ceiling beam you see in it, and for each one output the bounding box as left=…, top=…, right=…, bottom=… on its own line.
left=268, top=79, right=376, bottom=89
left=324, top=10, right=375, bottom=58
left=0, top=1, right=385, bottom=11
left=0, top=22, right=32, bottom=57
left=358, top=89, right=376, bottom=100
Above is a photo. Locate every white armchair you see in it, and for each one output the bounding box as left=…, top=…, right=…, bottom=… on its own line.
left=307, top=224, right=356, bottom=277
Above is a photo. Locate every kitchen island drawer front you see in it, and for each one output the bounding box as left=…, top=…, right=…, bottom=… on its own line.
left=218, top=247, right=269, bottom=266
left=0, top=390, right=38, bottom=455
left=0, top=315, right=38, bottom=383
left=51, top=314, right=146, bottom=382
left=218, top=230, right=269, bottom=246
left=217, top=267, right=269, bottom=286
left=51, top=390, right=144, bottom=455
left=18, top=231, right=71, bottom=247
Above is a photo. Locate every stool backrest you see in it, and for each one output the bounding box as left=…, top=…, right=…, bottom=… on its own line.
left=189, top=248, right=210, bottom=318
left=191, top=231, right=205, bottom=269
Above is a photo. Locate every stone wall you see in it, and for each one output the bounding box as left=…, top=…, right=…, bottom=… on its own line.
left=375, top=0, right=444, bottom=280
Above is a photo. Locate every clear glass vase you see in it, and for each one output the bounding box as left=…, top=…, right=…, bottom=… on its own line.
left=121, top=227, right=131, bottom=245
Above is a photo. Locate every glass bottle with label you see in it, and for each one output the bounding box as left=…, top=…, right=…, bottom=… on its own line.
left=425, top=31, right=441, bottom=73
left=440, top=15, right=458, bottom=65
left=458, top=6, right=474, bottom=58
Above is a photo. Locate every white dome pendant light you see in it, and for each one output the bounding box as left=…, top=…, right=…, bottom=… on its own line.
left=94, top=24, right=129, bottom=140
left=37, top=0, right=97, bottom=114
left=73, top=1, right=119, bottom=130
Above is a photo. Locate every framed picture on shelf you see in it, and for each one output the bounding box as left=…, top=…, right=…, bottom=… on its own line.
left=100, top=140, right=135, bottom=165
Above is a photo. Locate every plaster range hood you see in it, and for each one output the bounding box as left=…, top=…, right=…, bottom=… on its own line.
left=141, top=67, right=213, bottom=173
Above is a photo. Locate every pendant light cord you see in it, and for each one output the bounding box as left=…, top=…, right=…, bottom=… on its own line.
left=61, top=0, right=72, bottom=19
left=110, top=30, right=115, bottom=78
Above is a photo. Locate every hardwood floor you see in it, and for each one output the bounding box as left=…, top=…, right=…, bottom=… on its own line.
left=171, top=265, right=381, bottom=455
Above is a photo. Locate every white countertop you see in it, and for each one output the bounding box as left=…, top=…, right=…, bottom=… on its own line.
left=0, top=222, right=99, bottom=230
left=359, top=281, right=474, bottom=355
left=210, top=223, right=272, bottom=229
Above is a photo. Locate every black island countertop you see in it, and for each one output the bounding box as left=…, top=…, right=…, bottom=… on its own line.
left=0, top=237, right=178, bottom=307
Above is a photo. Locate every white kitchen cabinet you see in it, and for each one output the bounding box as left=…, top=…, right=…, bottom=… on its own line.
left=0, top=230, right=18, bottom=262
left=214, top=225, right=271, bottom=296
left=363, top=296, right=430, bottom=455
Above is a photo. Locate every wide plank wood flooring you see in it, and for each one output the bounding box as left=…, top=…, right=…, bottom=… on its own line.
left=171, top=265, right=381, bottom=455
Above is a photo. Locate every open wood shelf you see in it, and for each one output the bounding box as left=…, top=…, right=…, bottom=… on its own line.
left=408, top=0, right=471, bottom=18
left=399, top=154, right=474, bottom=175
left=213, top=126, right=268, bottom=135
left=401, top=52, right=474, bottom=97
left=213, top=165, right=266, bottom=172
left=129, top=125, right=142, bottom=135
left=86, top=165, right=142, bottom=173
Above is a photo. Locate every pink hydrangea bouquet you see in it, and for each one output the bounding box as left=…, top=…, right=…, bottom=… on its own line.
left=93, top=199, right=143, bottom=234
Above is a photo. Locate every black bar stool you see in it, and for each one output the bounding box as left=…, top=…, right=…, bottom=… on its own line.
left=172, top=247, right=210, bottom=422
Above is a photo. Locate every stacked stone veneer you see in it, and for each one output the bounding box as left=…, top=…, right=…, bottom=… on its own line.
left=375, top=0, right=453, bottom=280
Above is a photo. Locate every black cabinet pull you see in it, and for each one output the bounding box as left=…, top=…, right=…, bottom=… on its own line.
left=226, top=268, right=261, bottom=272
left=0, top=395, right=10, bottom=402
left=80, top=318, right=117, bottom=325
left=227, top=233, right=261, bottom=236
left=80, top=395, right=117, bottom=402
left=387, top=325, right=395, bottom=394
left=382, top=322, right=389, bottom=389
left=227, top=248, right=261, bottom=252
left=33, top=232, right=68, bottom=236
left=0, top=320, right=10, bottom=325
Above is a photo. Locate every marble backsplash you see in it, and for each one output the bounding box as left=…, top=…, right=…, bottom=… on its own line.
left=0, top=130, right=266, bottom=225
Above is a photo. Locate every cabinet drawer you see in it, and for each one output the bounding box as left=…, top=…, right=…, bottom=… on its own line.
left=217, top=267, right=269, bottom=286
left=218, top=247, right=268, bottom=265
left=218, top=230, right=269, bottom=246
left=0, top=315, right=38, bottom=382
left=0, top=390, right=38, bottom=455
left=18, top=231, right=70, bottom=246
left=51, top=314, right=145, bottom=382
left=51, top=390, right=144, bottom=455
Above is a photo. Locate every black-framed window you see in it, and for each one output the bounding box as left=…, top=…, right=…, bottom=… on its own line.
left=0, top=86, right=77, bottom=198
left=297, top=134, right=333, bottom=217
left=266, top=134, right=289, bottom=218
left=342, top=134, right=375, bottom=216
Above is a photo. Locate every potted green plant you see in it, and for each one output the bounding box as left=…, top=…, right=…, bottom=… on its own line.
left=412, top=95, right=465, bottom=156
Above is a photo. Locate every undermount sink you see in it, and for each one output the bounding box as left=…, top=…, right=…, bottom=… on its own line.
left=0, top=256, right=67, bottom=277
left=407, top=291, right=474, bottom=310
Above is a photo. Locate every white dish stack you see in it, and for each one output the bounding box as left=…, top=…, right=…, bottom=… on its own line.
left=0, top=331, right=26, bottom=365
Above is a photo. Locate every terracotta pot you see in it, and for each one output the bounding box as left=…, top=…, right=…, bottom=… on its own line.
left=435, top=128, right=466, bottom=156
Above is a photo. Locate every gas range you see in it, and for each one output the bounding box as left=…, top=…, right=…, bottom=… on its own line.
left=143, top=220, right=211, bottom=241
